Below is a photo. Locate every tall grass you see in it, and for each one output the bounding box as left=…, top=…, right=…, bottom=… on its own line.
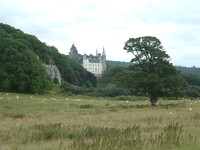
left=0, top=92, right=199, bottom=150
left=69, top=123, right=193, bottom=150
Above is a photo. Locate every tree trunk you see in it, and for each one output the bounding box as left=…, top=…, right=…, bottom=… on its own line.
left=150, top=95, right=158, bottom=106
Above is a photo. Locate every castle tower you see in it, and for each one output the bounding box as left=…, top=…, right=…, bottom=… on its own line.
left=69, top=44, right=83, bottom=64
left=96, top=49, right=98, bottom=56
left=102, top=47, right=106, bottom=57
left=69, top=44, right=78, bottom=59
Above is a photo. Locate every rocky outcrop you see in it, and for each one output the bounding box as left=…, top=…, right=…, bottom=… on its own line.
left=44, top=64, right=61, bottom=85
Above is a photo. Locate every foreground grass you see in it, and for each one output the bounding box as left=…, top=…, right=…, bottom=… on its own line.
left=0, top=92, right=200, bottom=150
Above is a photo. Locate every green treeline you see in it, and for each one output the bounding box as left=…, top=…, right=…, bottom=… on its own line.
left=106, top=60, right=133, bottom=67
left=107, top=60, right=200, bottom=74
left=97, top=64, right=200, bottom=98
left=106, top=60, right=200, bottom=88
left=0, top=23, right=96, bottom=93
left=1, top=23, right=200, bottom=99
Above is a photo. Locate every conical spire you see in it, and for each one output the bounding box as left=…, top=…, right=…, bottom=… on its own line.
left=102, top=47, right=106, bottom=56
left=96, top=49, right=98, bottom=56
left=70, top=43, right=76, bottom=50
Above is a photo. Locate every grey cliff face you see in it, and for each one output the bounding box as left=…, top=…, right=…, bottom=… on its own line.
left=44, top=64, right=62, bottom=85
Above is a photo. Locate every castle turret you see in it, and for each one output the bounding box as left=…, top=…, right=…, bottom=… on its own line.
left=69, top=44, right=78, bottom=59
left=69, top=44, right=83, bottom=64
left=102, top=47, right=106, bottom=72
left=102, top=47, right=106, bottom=57
left=96, top=49, right=98, bottom=56
left=102, top=47, right=106, bottom=62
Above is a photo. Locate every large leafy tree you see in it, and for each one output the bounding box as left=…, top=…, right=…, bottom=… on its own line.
left=123, top=36, right=186, bottom=106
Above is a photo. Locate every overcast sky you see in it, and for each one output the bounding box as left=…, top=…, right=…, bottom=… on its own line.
left=1, top=0, right=200, bottom=67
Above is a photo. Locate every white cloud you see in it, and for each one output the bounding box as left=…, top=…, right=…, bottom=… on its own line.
left=1, top=0, right=200, bottom=67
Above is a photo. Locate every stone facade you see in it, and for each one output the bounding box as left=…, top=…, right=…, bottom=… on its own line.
left=69, top=44, right=106, bottom=76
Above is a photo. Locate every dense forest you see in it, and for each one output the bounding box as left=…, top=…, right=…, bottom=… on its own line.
left=0, top=23, right=96, bottom=93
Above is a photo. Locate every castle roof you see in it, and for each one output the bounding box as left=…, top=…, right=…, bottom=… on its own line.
left=69, top=44, right=106, bottom=64
left=70, top=44, right=77, bottom=51
left=85, top=54, right=102, bottom=63
left=102, top=47, right=106, bottom=56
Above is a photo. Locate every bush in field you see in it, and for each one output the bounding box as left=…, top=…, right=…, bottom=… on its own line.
left=101, top=85, right=124, bottom=97
left=70, top=86, right=86, bottom=95
left=61, top=81, right=71, bottom=92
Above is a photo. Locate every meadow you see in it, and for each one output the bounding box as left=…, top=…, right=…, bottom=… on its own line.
left=0, top=92, right=200, bottom=150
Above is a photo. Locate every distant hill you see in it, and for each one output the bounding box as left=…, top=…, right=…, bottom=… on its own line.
left=107, top=60, right=200, bottom=74
left=107, top=60, right=133, bottom=67
left=175, top=66, right=200, bottom=74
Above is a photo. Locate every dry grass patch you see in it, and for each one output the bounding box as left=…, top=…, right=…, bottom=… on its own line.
left=0, top=92, right=200, bottom=149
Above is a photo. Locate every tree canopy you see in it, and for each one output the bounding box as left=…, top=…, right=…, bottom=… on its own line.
left=123, top=36, right=186, bottom=106
left=0, top=38, right=51, bottom=93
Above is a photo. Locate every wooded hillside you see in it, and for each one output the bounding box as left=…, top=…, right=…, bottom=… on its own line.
left=0, top=23, right=96, bottom=93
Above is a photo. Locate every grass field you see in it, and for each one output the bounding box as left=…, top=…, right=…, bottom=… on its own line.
left=0, top=92, right=200, bottom=150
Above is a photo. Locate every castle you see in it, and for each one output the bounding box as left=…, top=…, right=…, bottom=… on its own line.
left=69, top=44, right=106, bottom=76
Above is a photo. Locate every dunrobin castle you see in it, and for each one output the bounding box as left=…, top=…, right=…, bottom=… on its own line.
left=69, top=44, right=106, bottom=76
